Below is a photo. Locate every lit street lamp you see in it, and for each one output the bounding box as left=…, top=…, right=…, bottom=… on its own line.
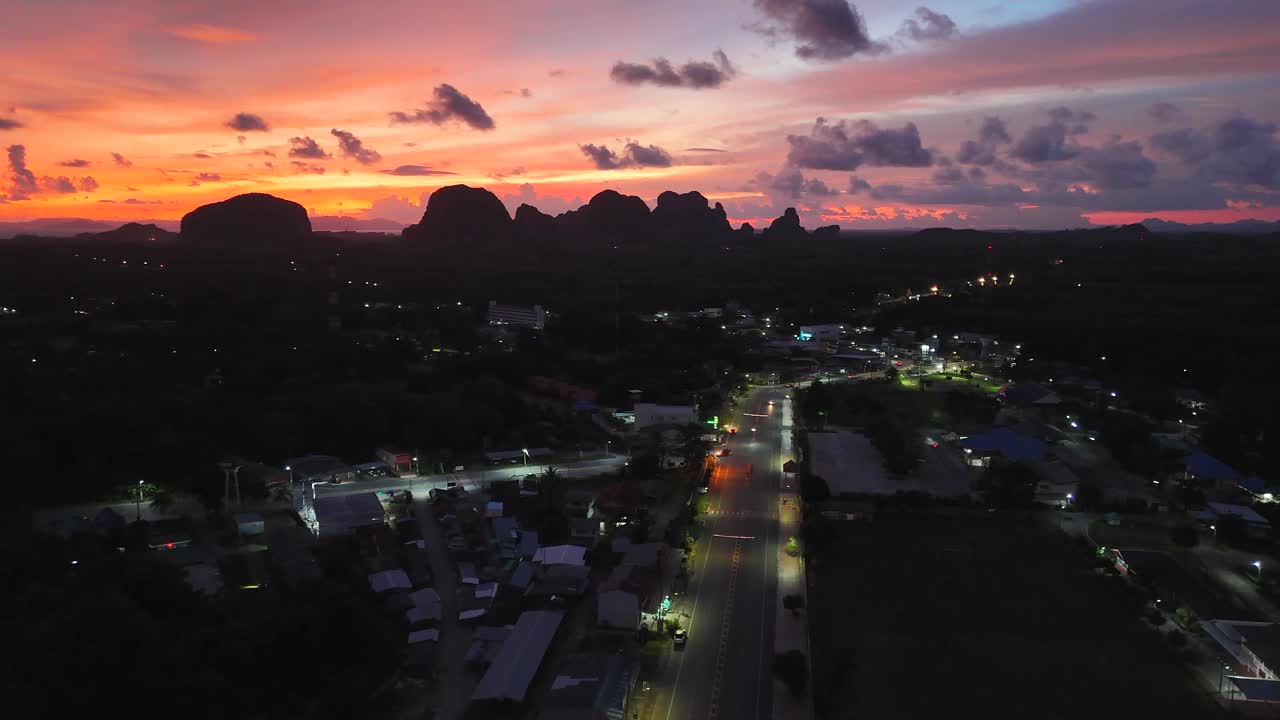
left=522, top=448, right=530, bottom=466
left=135, top=479, right=145, bottom=521
left=1253, top=560, right=1263, bottom=580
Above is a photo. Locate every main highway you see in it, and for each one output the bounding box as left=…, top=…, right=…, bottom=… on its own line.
left=655, top=384, right=787, bottom=720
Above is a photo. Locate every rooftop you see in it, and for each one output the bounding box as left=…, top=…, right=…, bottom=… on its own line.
left=471, top=610, right=564, bottom=703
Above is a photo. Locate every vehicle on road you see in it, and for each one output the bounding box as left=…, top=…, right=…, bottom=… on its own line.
left=698, top=485, right=709, bottom=494
left=674, top=628, right=687, bottom=648
left=718, top=448, right=732, bottom=457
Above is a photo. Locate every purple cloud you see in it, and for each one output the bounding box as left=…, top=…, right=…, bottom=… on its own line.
left=390, top=84, right=495, bottom=130
left=330, top=128, right=381, bottom=165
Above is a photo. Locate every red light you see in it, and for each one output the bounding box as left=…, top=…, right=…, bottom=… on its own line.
left=931, top=442, right=939, bottom=448
left=166, top=543, right=174, bottom=549
left=987, top=245, right=992, bottom=250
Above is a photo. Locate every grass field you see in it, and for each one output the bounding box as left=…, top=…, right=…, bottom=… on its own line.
left=806, top=510, right=1217, bottom=720
left=898, top=372, right=1004, bottom=394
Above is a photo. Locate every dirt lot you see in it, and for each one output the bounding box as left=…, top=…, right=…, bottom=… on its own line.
left=806, top=509, right=1217, bottom=720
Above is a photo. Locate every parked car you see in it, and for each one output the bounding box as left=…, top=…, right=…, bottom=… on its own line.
left=674, top=629, right=687, bottom=648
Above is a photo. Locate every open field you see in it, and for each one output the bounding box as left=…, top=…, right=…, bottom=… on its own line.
left=806, top=509, right=1218, bottom=720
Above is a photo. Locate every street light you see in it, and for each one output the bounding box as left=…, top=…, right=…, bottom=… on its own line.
left=522, top=448, right=529, bottom=466
left=135, top=479, right=145, bottom=521
left=1253, top=560, right=1263, bottom=580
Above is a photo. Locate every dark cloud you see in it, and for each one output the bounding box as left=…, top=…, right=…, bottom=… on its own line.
left=955, top=116, right=1010, bottom=165
left=226, top=112, right=270, bottom=132
left=288, top=136, right=331, bottom=160
left=6, top=144, right=37, bottom=199
left=549, top=68, right=567, bottom=77
left=686, top=147, right=728, bottom=153
left=59, top=158, right=91, bottom=168
left=191, top=152, right=213, bottom=159
left=578, top=141, right=673, bottom=170
left=1152, top=115, right=1280, bottom=188
left=1148, top=102, right=1181, bottom=123
left=237, top=135, right=247, bottom=145
left=330, top=128, right=381, bottom=165
left=786, top=117, right=932, bottom=170
left=79, top=176, right=99, bottom=192
left=195, top=172, right=223, bottom=182
left=389, top=84, right=495, bottom=130
left=611, top=50, right=737, bottom=89
left=848, top=175, right=871, bottom=194
left=0, top=117, right=22, bottom=130
left=753, top=0, right=886, bottom=60
left=1076, top=140, right=1156, bottom=190
left=111, top=152, right=132, bottom=167
left=97, top=198, right=163, bottom=205
left=39, top=176, right=77, bottom=193
left=760, top=169, right=839, bottom=198
left=898, top=6, right=958, bottom=42
left=290, top=161, right=326, bottom=175
left=1046, top=106, right=1095, bottom=135
left=378, top=164, right=456, bottom=176
left=1009, top=109, right=1094, bottom=163
left=509, top=166, right=526, bottom=176
left=932, top=166, right=966, bottom=185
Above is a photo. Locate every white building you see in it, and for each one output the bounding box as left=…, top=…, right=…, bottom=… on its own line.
left=487, top=300, right=546, bottom=330
left=634, top=402, right=698, bottom=430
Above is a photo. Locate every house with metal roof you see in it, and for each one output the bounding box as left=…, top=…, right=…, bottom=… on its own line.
left=471, top=610, right=564, bottom=703
left=958, top=428, right=1048, bottom=465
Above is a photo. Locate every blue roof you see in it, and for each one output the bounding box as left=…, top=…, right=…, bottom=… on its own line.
left=1185, top=452, right=1243, bottom=484
left=959, top=428, right=1047, bottom=462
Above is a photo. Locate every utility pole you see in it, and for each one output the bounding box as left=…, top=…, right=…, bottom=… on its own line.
left=136, top=479, right=144, bottom=522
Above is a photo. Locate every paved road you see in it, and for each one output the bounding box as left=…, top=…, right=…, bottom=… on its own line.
left=311, top=454, right=627, bottom=500
left=657, top=385, right=785, bottom=720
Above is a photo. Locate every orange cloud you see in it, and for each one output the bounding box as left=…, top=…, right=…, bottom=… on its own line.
left=167, top=24, right=256, bottom=44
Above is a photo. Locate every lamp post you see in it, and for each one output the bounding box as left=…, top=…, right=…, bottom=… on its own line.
left=606, top=440, right=611, bottom=457
left=135, top=479, right=144, bottom=522
left=1253, top=560, right=1263, bottom=581
left=522, top=448, right=529, bottom=466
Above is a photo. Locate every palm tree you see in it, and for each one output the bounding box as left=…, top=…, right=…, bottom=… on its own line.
left=541, top=465, right=564, bottom=513
left=269, top=482, right=294, bottom=504
left=149, top=485, right=176, bottom=513
left=678, top=425, right=713, bottom=476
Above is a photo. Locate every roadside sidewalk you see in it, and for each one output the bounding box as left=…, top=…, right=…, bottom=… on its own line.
left=773, top=491, right=813, bottom=720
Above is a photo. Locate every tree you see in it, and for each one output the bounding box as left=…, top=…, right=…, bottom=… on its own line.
left=677, top=425, right=713, bottom=476
left=1075, top=479, right=1103, bottom=511
left=773, top=650, right=809, bottom=698
left=541, top=465, right=564, bottom=513
left=783, top=594, right=805, bottom=616
left=149, top=485, right=176, bottom=513
left=800, top=473, right=831, bottom=503
left=1170, top=524, right=1198, bottom=547
left=981, top=460, right=1037, bottom=509
left=785, top=536, right=801, bottom=557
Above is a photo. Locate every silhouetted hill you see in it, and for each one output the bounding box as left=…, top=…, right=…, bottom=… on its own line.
left=180, top=193, right=311, bottom=244
left=763, top=207, right=806, bottom=242
left=79, top=222, right=178, bottom=244
left=514, top=203, right=556, bottom=240
left=652, top=191, right=732, bottom=242
left=402, top=184, right=511, bottom=244
left=556, top=190, right=653, bottom=246
left=1140, top=218, right=1280, bottom=235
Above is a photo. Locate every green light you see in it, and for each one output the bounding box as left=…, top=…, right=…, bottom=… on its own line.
left=706, top=415, right=718, bottom=426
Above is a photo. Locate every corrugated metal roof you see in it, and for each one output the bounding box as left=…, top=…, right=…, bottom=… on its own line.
left=472, top=611, right=564, bottom=702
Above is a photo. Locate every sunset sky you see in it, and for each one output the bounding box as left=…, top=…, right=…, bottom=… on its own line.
left=2, top=0, right=1278, bottom=230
